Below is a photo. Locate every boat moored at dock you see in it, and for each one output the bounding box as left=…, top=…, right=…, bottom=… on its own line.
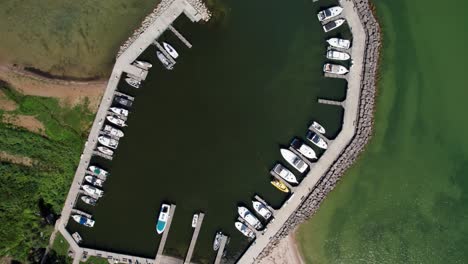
left=156, top=204, right=171, bottom=234
left=106, top=115, right=127, bottom=127
left=125, top=77, right=141, bottom=89
left=156, top=51, right=174, bottom=70
left=133, top=60, right=152, bottom=70
left=280, top=149, right=309, bottom=173
left=306, top=131, right=328, bottom=149
left=98, top=136, right=119, bottom=149
left=97, top=146, right=114, bottom=156
left=327, top=49, right=351, bottom=61
left=191, top=214, right=199, bottom=228
left=235, top=222, right=255, bottom=238
left=114, top=96, right=133, bottom=107
left=213, top=231, right=223, bottom=251
left=323, top=63, right=349, bottom=75
left=88, top=166, right=109, bottom=177
left=163, top=42, right=179, bottom=59
left=238, top=206, right=263, bottom=230
left=323, top=18, right=346, bottom=32
left=271, top=179, right=289, bottom=193
left=81, top=195, right=97, bottom=206
left=311, top=121, right=326, bottom=134
left=110, top=107, right=129, bottom=117
left=82, top=184, right=104, bottom=197
left=252, top=201, right=272, bottom=220
left=72, top=214, right=95, bottom=227
left=84, top=175, right=104, bottom=187
left=102, top=125, right=124, bottom=138
left=327, top=38, right=351, bottom=49
left=273, top=163, right=299, bottom=184
left=290, top=138, right=317, bottom=160
left=317, top=6, right=343, bottom=22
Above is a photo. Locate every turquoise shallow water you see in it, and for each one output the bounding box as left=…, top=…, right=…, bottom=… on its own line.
left=297, top=0, right=468, bottom=263
left=67, top=0, right=350, bottom=262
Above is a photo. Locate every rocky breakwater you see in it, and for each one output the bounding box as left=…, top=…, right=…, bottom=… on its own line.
left=116, top=0, right=212, bottom=58
left=254, top=0, right=382, bottom=261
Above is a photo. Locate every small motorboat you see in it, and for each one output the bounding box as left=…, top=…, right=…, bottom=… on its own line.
left=133, top=60, right=152, bottom=70
left=125, top=77, right=140, bottom=89
left=280, top=149, right=309, bottom=173
left=102, top=125, right=124, bottom=138
left=72, top=232, right=82, bottom=244
left=213, top=231, right=223, bottom=251
left=273, top=163, right=299, bottom=184
left=238, top=206, right=263, bottom=230
left=156, top=204, right=171, bottom=234
left=252, top=201, right=272, bottom=220
left=72, top=215, right=95, bottom=227
left=82, top=185, right=104, bottom=197
left=81, top=195, right=97, bottom=206
left=163, top=42, right=179, bottom=59
left=88, top=166, right=109, bottom=177
left=192, top=214, right=199, bottom=228
left=271, top=179, right=289, bottom=193
left=311, top=121, right=326, bottom=134
left=110, top=107, right=129, bottom=117
left=235, top=222, right=255, bottom=239
left=156, top=51, right=174, bottom=70
left=327, top=38, right=351, bottom=49
left=84, top=175, right=104, bottom=187
left=97, top=146, right=114, bottom=156
left=290, top=138, right=317, bottom=160
left=114, top=96, right=133, bottom=107
left=323, top=63, right=349, bottom=75
left=323, top=18, right=346, bottom=33
left=317, top=6, right=343, bottom=22
left=306, top=131, right=328, bottom=149
left=98, top=136, right=119, bottom=149
left=327, top=49, right=351, bottom=61
left=106, top=115, right=127, bottom=127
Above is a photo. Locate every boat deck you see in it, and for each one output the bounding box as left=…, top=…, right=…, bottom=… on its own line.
left=254, top=195, right=277, bottom=217
left=269, top=169, right=297, bottom=193
left=153, top=41, right=177, bottom=66
left=154, top=204, right=177, bottom=264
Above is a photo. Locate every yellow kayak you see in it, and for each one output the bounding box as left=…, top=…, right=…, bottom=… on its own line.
left=271, top=179, right=289, bottom=193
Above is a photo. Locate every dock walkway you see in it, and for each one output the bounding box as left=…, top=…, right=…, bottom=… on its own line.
left=318, top=98, right=345, bottom=107
left=213, top=235, right=228, bottom=264
left=184, top=213, right=205, bottom=264
left=168, top=25, right=193, bottom=48
left=155, top=204, right=176, bottom=264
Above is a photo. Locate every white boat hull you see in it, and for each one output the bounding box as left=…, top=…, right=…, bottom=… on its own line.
left=323, top=63, right=349, bottom=75
left=317, top=6, right=343, bottom=22
left=273, top=163, right=299, bottom=183
left=163, top=42, right=179, bottom=59
left=323, top=18, right=346, bottom=33
left=238, top=206, right=263, bottom=230
left=326, top=49, right=351, bottom=61
left=327, top=38, right=351, bottom=49
left=235, top=222, right=255, bottom=238
left=252, top=201, right=272, bottom=220
left=280, top=149, right=308, bottom=173
left=311, top=121, right=326, bottom=134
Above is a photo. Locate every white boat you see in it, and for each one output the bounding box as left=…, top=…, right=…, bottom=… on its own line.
left=82, top=185, right=104, bottom=197
left=327, top=38, right=351, bottom=49
left=115, top=96, right=133, bottom=107
left=235, top=222, right=255, bottom=238
left=72, top=232, right=82, bottom=244
left=323, top=18, right=346, bottom=33
left=306, top=131, right=328, bottom=149
left=273, top=163, right=299, bottom=184
left=163, top=42, right=179, bottom=59
left=311, top=121, right=326, bottom=134
left=317, top=6, right=343, bottom=22
left=156, top=204, right=171, bottom=234
left=290, top=138, right=317, bottom=160
left=238, top=206, right=263, bottom=230
left=88, top=166, right=109, bottom=177
left=192, top=214, right=199, bottom=228
left=213, top=232, right=222, bottom=251
left=81, top=195, right=97, bottom=206
left=97, top=146, right=114, bottom=156
left=98, top=136, right=119, bottom=150
left=323, top=63, right=349, bottom=75
left=327, top=49, right=351, bottom=61
left=125, top=77, right=140, bottom=89
left=102, top=125, right=124, bottom=138
left=106, top=115, right=127, bottom=127
left=84, top=175, right=104, bottom=187
left=156, top=51, right=174, bottom=70
left=72, top=215, right=95, bottom=227
left=280, top=149, right=309, bottom=173
left=252, top=201, right=272, bottom=220
left=110, top=107, right=129, bottom=117
left=133, top=60, right=152, bottom=70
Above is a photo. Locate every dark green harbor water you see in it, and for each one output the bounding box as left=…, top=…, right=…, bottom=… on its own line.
left=67, top=0, right=348, bottom=262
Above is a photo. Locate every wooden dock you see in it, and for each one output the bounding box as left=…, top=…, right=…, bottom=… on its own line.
left=270, top=169, right=296, bottom=192
left=254, top=195, right=276, bottom=217
left=92, top=151, right=113, bottom=160
left=154, top=204, right=176, bottom=264
left=183, top=213, right=205, bottom=264
left=318, top=98, right=344, bottom=107
left=168, top=25, right=192, bottom=48
left=153, top=41, right=177, bottom=65
left=213, top=235, right=228, bottom=264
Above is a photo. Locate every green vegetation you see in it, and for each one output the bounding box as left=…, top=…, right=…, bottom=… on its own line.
left=48, top=233, right=72, bottom=264
left=0, top=84, right=94, bottom=262
left=0, top=0, right=160, bottom=78
left=297, top=0, right=468, bottom=263
left=81, top=256, right=109, bottom=264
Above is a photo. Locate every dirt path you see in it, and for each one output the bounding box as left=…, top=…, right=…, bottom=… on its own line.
left=0, top=151, right=35, bottom=166
left=258, top=232, right=306, bottom=264
left=0, top=90, right=18, bottom=111
left=2, top=113, right=46, bottom=135
left=0, top=64, right=106, bottom=111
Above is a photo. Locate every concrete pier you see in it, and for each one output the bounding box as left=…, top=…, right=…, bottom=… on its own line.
left=318, top=98, right=345, bottom=107
left=213, top=235, right=228, bottom=264
left=324, top=72, right=348, bottom=80
left=153, top=41, right=177, bottom=65
left=155, top=204, right=176, bottom=264
left=269, top=169, right=296, bottom=193
left=184, top=213, right=205, bottom=264
left=254, top=195, right=277, bottom=217
left=168, top=25, right=193, bottom=48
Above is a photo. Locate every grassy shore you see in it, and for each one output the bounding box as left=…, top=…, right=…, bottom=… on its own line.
left=296, top=0, right=468, bottom=263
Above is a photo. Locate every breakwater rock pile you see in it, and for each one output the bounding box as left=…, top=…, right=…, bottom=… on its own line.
left=116, top=0, right=211, bottom=58
left=254, top=0, right=381, bottom=261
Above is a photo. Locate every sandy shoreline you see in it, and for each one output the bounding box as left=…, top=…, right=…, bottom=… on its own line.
left=258, top=232, right=305, bottom=264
